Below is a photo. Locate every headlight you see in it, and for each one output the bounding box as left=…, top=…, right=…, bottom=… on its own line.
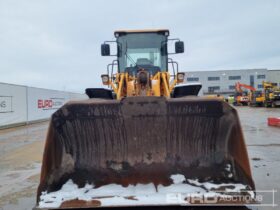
left=101, top=74, right=109, bottom=84
left=177, top=72, right=185, bottom=82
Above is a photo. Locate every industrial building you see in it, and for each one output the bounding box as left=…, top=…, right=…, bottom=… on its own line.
left=183, top=68, right=280, bottom=96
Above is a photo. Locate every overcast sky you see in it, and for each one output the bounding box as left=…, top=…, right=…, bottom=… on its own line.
left=0, top=0, right=279, bottom=92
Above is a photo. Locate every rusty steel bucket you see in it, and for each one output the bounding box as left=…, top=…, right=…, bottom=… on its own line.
left=35, top=96, right=255, bottom=209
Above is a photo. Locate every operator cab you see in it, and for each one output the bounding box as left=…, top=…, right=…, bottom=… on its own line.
left=101, top=29, right=184, bottom=76
left=93, top=29, right=202, bottom=99
left=116, top=30, right=167, bottom=76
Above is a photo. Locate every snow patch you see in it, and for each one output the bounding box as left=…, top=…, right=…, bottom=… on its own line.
left=170, top=174, right=186, bottom=184
left=39, top=174, right=254, bottom=208
left=187, top=179, right=248, bottom=192
left=225, top=164, right=231, bottom=172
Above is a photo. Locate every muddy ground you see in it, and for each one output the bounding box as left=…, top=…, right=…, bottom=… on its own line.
left=0, top=107, right=279, bottom=210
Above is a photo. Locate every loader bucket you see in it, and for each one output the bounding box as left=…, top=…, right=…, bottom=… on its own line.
left=36, top=96, right=255, bottom=209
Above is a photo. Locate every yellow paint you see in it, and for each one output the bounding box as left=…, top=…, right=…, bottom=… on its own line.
left=169, top=79, right=177, bottom=93
left=127, top=80, right=135, bottom=96
left=109, top=80, right=117, bottom=93
left=107, top=71, right=180, bottom=99
left=151, top=79, right=160, bottom=96
left=161, top=73, right=171, bottom=97
left=114, top=29, right=169, bottom=34
left=116, top=74, right=125, bottom=100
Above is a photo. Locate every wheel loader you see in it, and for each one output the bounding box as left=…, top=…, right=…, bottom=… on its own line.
left=263, top=81, right=280, bottom=107
left=34, top=29, right=255, bottom=209
left=233, top=82, right=264, bottom=107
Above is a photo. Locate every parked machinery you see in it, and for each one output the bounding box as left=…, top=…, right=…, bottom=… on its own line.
left=234, top=82, right=265, bottom=107
left=227, top=94, right=235, bottom=104
left=234, top=82, right=253, bottom=106
left=205, top=94, right=225, bottom=101
left=248, top=90, right=265, bottom=107
left=263, top=81, right=280, bottom=107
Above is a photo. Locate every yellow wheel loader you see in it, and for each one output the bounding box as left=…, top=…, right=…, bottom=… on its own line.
left=263, top=81, right=280, bottom=108
left=248, top=91, right=264, bottom=107
left=34, top=30, right=255, bottom=209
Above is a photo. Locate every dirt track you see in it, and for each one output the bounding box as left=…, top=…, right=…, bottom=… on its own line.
left=0, top=107, right=279, bottom=210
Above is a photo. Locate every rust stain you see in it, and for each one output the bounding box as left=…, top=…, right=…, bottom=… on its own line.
left=60, top=199, right=101, bottom=208
left=124, top=196, right=138, bottom=201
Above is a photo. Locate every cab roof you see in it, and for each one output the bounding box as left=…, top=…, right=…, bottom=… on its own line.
left=114, top=29, right=169, bottom=37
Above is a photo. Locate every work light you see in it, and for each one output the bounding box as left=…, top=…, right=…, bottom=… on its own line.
left=177, top=72, right=185, bottom=82
left=101, top=74, right=109, bottom=85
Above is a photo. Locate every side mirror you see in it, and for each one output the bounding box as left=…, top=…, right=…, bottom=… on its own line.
left=101, top=44, right=110, bottom=56
left=175, top=41, right=184, bottom=53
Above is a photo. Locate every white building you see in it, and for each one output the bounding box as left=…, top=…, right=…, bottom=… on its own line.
left=183, top=68, right=280, bottom=96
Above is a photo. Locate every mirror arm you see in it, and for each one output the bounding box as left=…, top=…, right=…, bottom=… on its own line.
left=104, top=40, right=117, bottom=44
left=168, top=38, right=180, bottom=42
left=167, top=38, right=181, bottom=54
left=104, top=40, right=118, bottom=56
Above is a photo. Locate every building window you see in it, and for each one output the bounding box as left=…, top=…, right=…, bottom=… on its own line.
left=228, top=76, right=241, bottom=80
left=258, top=84, right=263, bottom=88
left=208, top=86, right=220, bottom=93
left=229, top=85, right=235, bottom=90
left=257, top=75, right=266, bottom=79
left=208, top=76, right=220, bottom=81
left=187, top=77, right=199, bottom=82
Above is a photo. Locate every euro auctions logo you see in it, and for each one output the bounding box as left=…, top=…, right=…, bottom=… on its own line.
left=38, top=99, right=53, bottom=109
left=165, top=190, right=278, bottom=207
left=38, top=98, right=65, bottom=110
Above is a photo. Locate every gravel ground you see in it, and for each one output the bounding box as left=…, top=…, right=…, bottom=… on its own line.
left=0, top=122, right=48, bottom=210
left=0, top=107, right=279, bottom=210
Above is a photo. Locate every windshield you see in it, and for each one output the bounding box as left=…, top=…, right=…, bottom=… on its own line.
left=117, top=33, right=167, bottom=72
